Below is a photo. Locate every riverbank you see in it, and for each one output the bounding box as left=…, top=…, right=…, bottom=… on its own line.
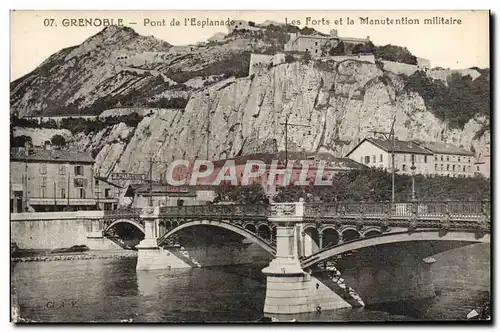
left=11, top=250, right=137, bottom=263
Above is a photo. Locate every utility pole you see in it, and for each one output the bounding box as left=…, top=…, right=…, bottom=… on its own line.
left=279, top=116, right=310, bottom=166
left=369, top=115, right=396, bottom=202
left=148, top=154, right=155, bottom=207
left=206, top=107, right=210, bottom=160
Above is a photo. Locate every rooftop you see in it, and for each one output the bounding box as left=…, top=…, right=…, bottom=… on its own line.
left=10, top=148, right=94, bottom=164
left=214, top=151, right=366, bottom=170
left=347, top=138, right=433, bottom=156
left=417, top=141, right=475, bottom=156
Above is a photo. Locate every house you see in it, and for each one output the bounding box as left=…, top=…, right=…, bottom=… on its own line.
left=345, top=138, right=434, bottom=175
left=94, top=177, right=122, bottom=210
left=284, top=29, right=370, bottom=56
left=417, top=141, right=476, bottom=177
left=10, top=143, right=99, bottom=212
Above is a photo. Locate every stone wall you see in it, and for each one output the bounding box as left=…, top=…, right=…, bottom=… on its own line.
left=11, top=211, right=103, bottom=249
left=382, top=60, right=423, bottom=76
left=330, top=54, right=375, bottom=64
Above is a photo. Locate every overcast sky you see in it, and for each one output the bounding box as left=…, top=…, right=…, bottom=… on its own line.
left=10, top=10, right=489, bottom=81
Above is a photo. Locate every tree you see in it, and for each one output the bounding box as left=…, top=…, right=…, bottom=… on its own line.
left=51, top=134, right=66, bottom=147
left=11, top=135, right=32, bottom=148
left=285, top=54, right=296, bottom=63
left=302, top=51, right=312, bottom=64
left=329, top=41, right=345, bottom=56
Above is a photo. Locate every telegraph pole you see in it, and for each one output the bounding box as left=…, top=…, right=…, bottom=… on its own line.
left=279, top=116, right=310, bottom=165
left=369, top=115, right=396, bottom=202
left=148, top=154, right=155, bottom=207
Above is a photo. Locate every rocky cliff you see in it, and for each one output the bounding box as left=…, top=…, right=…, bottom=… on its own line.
left=64, top=59, right=489, bottom=180
left=11, top=26, right=490, bottom=180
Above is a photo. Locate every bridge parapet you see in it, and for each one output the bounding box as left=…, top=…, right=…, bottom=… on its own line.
left=304, top=201, right=490, bottom=221
left=159, top=204, right=270, bottom=220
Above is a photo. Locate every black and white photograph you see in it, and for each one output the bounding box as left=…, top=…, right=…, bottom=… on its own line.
left=9, top=9, right=491, bottom=323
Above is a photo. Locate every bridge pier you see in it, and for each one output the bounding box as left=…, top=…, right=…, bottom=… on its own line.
left=262, top=201, right=351, bottom=315
left=136, top=207, right=192, bottom=270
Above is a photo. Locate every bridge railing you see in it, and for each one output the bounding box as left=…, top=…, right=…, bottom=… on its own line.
left=159, top=204, right=270, bottom=219
left=103, top=208, right=142, bottom=219
left=303, top=201, right=489, bottom=220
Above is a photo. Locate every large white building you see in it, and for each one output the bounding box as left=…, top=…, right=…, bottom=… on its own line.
left=345, top=138, right=477, bottom=177
left=345, top=138, right=434, bottom=175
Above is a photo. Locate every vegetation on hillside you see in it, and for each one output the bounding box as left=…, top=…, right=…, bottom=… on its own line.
left=402, top=70, right=490, bottom=129
left=10, top=112, right=143, bottom=135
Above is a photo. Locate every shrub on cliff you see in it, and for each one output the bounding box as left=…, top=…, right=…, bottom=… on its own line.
left=374, top=44, right=417, bottom=65
left=50, top=134, right=66, bottom=147
left=402, top=71, right=490, bottom=129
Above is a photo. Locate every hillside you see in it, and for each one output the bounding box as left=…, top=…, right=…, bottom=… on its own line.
left=11, top=25, right=490, bottom=183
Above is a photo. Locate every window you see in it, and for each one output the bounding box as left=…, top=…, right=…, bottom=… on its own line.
left=403, top=155, right=407, bottom=162
left=424, top=155, right=428, bottom=163
left=315, top=49, right=318, bottom=54
left=104, top=189, right=111, bottom=198
left=477, top=166, right=480, bottom=172
left=58, top=165, right=66, bottom=175
left=74, top=165, right=84, bottom=176
left=364, top=156, right=370, bottom=164
left=452, top=165, right=455, bottom=171
left=104, top=203, right=112, bottom=211
left=435, top=164, right=438, bottom=170
left=39, top=187, right=47, bottom=198
left=402, top=164, right=407, bottom=171
left=463, top=166, right=466, bottom=172
left=78, top=188, right=86, bottom=199
left=411, top=154, right=415, bottom=163
left=468, top=157, right=471, bottom=163
left=447, top=164, right=450, bottom=171
left=39, top=164, right=47, bottom=174
left=379, top=154, right=383, bottom=162
left=441, top=164, right=443, bottom=170
left=41, top=176, right=47, bottom=187
left=447, top=156, right=450, bottom=162
left=458, top=156, right=461, bottom=162
left=95, top=178, right=99, bottom=185
left=251, top=164, right=259, bottom=172
left=74, top=178, right=87, bottom=188
left=372, top=155, right=376, bottom=163
left=60, top=187, right=66, bottom=198
left=315, top=41, right=318, bottom=46
left=440, top=155, right=443, bottom=161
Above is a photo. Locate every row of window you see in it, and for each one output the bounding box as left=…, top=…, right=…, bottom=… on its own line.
left=436, top=155, right=472, bottom=163
left=39, top=187, right=86, bottom=199
left=361, top=154, right=429, bottom=165
left=435, top=164, right=473, bottom=172
left=39, top=164, right=85, bottom=176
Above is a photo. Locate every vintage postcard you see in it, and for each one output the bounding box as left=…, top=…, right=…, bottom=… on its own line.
left=10, top=10, right=490, bottom=323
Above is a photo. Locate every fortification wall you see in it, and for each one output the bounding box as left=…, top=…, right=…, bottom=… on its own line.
left=330, top=54, right=375, bottom=64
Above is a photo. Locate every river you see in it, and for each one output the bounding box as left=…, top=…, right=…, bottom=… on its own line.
left=11, top=244, right=490, bottom=323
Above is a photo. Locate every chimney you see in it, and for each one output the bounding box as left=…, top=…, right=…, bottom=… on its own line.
left=330, top=29, right=338, bottom=38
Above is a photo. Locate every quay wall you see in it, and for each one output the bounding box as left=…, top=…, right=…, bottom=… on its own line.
left=11, top=212, right=103, bottom=250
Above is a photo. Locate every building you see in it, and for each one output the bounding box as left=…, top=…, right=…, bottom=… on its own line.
left=475, top=154, right=490, bottom=178
left=10, top=144, right=100, bottom=212
left=417, top=141, right=476, bottom=177
left=284, top=29, right=370, bottom=56
left=94, top=177, right=122, bottom=210
left=123, top=184, right=216, bottom=208
left=345, top=138, right=434, bottom=175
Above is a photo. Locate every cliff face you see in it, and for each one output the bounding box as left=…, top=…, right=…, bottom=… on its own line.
left=57, top=59, right=488, bottom=180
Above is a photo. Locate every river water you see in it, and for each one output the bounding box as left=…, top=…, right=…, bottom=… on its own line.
left=11, top=244, right=490, bottom=323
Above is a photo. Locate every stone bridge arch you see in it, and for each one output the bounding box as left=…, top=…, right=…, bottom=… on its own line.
left=156, top=220, right=276, bottom=256
left=301, top=230, right=490, bottom=269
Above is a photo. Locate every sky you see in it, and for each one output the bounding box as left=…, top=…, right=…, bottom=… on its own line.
left=10, top=10, right=490, bottom=81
